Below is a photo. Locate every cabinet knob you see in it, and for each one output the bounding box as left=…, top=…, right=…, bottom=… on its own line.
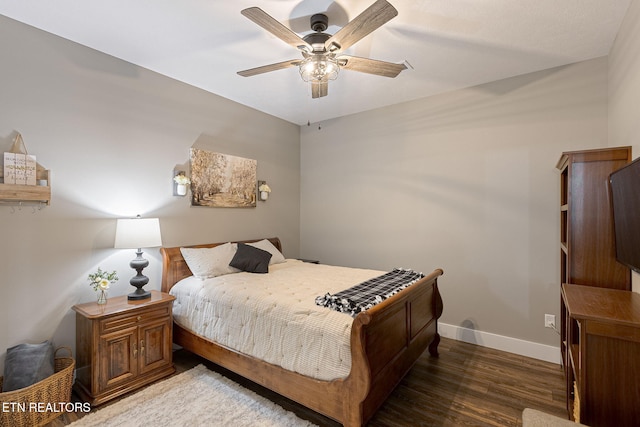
left=137, top=316, right=142, bottom=321
left=133, top=343, right=138, bottom=359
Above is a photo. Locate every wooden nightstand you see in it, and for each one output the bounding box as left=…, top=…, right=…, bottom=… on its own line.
left=72, top=290, right=175, bottom=405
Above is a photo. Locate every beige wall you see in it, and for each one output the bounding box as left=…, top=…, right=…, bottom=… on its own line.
left=300, top=58, right=609, bottom=348
left=0, top=16, right=300, bottom=370
left=609, top=0, right=640, bottom=291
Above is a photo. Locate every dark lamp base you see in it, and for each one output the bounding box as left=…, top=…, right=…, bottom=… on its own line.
left=128, top=289, right=151, bottom=300
left=127, top=250, right=152, bottom=300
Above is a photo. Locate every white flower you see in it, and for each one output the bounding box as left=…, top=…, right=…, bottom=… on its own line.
left=174, top=173, right=191, bottom=185
left=88, top=268, right=118, bottom=291
left=259, top=183, right=271, bottom=192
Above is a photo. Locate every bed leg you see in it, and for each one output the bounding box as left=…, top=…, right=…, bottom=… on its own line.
left=429, top=279, right=443, bottom=358
left=428, top=332, right=440, bottom=357
left=342, top=404, right=364, bottom=427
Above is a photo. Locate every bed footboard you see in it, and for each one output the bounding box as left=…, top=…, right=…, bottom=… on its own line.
left=347, top=268, right=444, bottom=425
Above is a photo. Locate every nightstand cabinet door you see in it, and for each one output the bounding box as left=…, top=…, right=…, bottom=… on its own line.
left=139, top=317, right=172, bottom=375
left=73, top=291, right=176, bottom=406
left=99, top=326, right=139, bottom=391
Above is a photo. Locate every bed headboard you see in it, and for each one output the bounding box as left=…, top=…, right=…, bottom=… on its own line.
left=160, top=237, right=282, bottom=293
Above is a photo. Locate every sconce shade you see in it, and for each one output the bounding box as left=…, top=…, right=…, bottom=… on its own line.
left=114, top=217, right=162, bottom=249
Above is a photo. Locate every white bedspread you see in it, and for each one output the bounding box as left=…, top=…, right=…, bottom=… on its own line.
left=170, top=259, right=384, bottom=381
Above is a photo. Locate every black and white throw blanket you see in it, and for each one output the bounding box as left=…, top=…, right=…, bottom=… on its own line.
left=315, top=268, right=424, bottom=317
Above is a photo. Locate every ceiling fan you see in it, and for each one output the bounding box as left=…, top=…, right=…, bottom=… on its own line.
left=237, top=0, right=407, bottom=98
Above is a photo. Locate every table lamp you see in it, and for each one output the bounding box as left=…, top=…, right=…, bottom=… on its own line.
left=114, top=215, right=162, bottom=300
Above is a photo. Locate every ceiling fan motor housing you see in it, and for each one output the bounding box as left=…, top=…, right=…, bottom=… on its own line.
left=303, top=14, right=331, bottom=52
left=303, top=32, right=331, bottom=51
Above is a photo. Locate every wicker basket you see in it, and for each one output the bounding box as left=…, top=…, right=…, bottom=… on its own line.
left=0, top=347, right=75, bottom=427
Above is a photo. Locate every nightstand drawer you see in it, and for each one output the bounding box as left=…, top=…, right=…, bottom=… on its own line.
left=100, top=305, right=171, bottom=334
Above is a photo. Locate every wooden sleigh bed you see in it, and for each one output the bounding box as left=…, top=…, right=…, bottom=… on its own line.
left=161, top=237, right=443, bottom=427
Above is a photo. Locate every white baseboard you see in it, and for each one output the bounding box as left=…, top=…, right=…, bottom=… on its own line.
left=438, top=322, right=561, bottom=364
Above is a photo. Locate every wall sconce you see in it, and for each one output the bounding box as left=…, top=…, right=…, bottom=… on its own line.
left=258, top=181, right=271, bottom=201
left=173, top=171, right=190, bottom=196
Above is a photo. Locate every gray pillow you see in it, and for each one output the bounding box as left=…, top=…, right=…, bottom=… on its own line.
left=229, top=243, right=272, bottom=273
left=2, top=341, right=54, bottom=392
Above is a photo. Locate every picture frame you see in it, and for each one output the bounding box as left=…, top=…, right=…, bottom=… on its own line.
left=189, top=149, right=257, bottom=208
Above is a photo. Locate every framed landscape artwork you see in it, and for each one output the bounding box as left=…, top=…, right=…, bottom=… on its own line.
left=190, top=148, right=257, bottom=208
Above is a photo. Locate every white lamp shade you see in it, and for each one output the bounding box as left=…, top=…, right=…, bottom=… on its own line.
left=114, top=217, right=162, bottom=249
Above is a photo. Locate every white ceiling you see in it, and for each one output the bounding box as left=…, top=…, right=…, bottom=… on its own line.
left=0, top=0, right=632, bottom=125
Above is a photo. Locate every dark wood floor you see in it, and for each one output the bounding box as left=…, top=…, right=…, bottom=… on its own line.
left=48, top=337, right=566, bottom=426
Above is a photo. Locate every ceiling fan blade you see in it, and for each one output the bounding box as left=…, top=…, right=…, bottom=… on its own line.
left=237, top=59, right=301, bottom=77
left=241, top=7, right=312, bottom=52
left=338, top=55, right=407, bottom=77
left=325, top=0, right=398, bottom=52
left=311, top=81, right=328, bottom=98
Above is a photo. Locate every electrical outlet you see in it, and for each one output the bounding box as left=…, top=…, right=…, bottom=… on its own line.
left=545, top=314, right=556, bottom=329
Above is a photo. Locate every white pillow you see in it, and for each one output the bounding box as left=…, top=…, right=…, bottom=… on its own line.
left=247, top=239, right=286, bottom=265
left=180, top=243, right=240, bottom=279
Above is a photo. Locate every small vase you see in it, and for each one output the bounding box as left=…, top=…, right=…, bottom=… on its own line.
left=97, top=289, right=108, bottom=305
left=177, top=184, right=187, bottom=196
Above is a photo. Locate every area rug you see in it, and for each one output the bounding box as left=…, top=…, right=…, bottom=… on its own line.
left=70, top=364, right=317, bottom=426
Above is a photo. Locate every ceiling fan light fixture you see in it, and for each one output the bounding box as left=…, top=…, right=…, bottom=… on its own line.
left=299, top=55, right=339, bottom=82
